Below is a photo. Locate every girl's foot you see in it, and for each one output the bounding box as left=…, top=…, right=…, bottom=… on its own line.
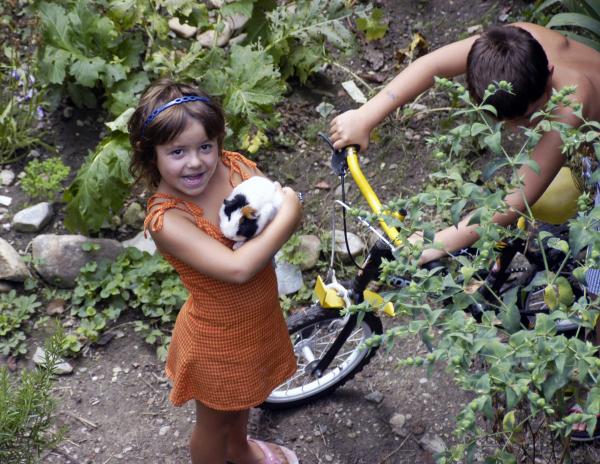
left=227, top=437, right=299, bottom=464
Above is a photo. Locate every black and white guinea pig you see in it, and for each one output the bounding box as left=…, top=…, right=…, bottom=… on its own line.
left=219, top=176, right=283, bottom=247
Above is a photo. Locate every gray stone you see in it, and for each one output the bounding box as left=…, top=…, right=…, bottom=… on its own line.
left=333, top=230, right=366, bottom=263
left=419, top=432, right=446, bottom=455
left=197, top=23, right=233, bottom=48
left=122, top=202, right=145, bottom=228
left=0, top=195, right=12, bottom=207
left=275, top=253, right=304, bottom=296
left=33, top=347, right=73, bottom=375
left=389, top=413, right=408, bottom=437
left=12, top=202, right=53, bottom=232
left=364, top=390, right=384, bottom=404
left=297, top=234, right=321, bottom=271
left=226, top=13, right=250, bottom=32
left=168, top=17, right=198, bottom=38
left=31, top=234, right=123, bottom=288
left=122, top=231, right=157, bottom=255
left=0, top=280, right=14, bottom=293
left=0, top=238, right=30, bottom=281
left=0, top=170, right=15, bottom=186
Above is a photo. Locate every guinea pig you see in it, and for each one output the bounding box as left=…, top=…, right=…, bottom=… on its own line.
left=219, top=176, right=283, bottom=247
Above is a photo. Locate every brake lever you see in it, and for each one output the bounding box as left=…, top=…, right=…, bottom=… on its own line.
left=318, top=132, right=360, bottom=177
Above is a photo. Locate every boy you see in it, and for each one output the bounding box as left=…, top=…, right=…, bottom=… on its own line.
left=329, top=22, right=600, bottom=264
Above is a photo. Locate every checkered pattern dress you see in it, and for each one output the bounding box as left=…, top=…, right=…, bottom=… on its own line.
left=144, top=152, right=296, bottom=410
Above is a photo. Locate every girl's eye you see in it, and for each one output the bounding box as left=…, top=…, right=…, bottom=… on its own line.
left=199, top=144, right=212, bottom=153
left=170, top=148, right=184, bottom=157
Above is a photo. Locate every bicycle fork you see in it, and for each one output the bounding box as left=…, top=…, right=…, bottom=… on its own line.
left=310, top=241, right=395, bottom=378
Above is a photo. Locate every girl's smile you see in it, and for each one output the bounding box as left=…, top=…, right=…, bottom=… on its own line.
left=155, top=119, right=220, bottom=200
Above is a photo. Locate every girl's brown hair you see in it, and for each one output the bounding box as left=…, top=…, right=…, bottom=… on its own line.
left=128, top=79, right=226, bottom=188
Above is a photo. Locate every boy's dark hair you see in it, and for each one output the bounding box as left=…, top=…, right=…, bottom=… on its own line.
left=128, top=79, right=226, bottom=188
left=466, top=25, right=550, bottom=120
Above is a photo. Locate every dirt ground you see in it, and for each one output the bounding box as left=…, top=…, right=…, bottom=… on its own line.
left=10, top=1, right=600, bottom=463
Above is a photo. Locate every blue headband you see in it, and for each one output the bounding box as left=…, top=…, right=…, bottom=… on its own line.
left=142, top=95, right=210, bottom=133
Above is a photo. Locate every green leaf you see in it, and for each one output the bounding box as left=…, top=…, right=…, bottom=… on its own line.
left=40, top=47, right=71, bottom=84
left=450, top=199, right=468, bottom=226
left=483, top=131, right=502, bottom=155
left=64, top=133, right=133, bottom=234
left=70, top=57, right=106, bottom=87
left=355, top=8, right=388, bottom=41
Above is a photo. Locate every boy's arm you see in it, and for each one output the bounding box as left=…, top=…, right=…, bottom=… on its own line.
left=149, top=187, right=302, bottom=284
left=419, top=107, right=582, bottom=264
left=330, top=35, right=478, bottom=151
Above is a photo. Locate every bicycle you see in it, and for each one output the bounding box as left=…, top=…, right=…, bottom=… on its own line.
left=263, top=138, right=586, bottom=410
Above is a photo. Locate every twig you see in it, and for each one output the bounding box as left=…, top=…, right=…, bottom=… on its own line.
left=317, top=424, right=327, bottom=447
left=102, top=455, right=114, bottom=464
left=142, top=377, right=158, bottom=392
left=62, top=411, right=98, bottom=429
left=378, top=433, right=412, bottom=464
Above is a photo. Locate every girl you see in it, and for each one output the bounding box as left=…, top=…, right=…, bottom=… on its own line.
left=129, top=79, right=302, bottom=464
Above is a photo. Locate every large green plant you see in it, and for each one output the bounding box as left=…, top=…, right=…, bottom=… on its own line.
left=0, top=48, right=48, bottom=164
left=61, top=0, right=359, bottom=234
left=356, top=80, right=600, bottom=463
left=536, top=0, right=600, bottom=50
left=0, top=327, right=66, bottom=463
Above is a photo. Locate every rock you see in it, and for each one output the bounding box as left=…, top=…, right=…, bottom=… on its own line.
left=0, top=238, right=30, bottom=282
left=0, top=195, right=12, bottom=207
left=389, top=413, right=408, bottom=437
left=122, top=202, right=145, bottom=228
left=32, top=347, right=73, bottom=375
left=31, top=235, right=123, bottom=288
left=46, top=298, right=66, bottom=316
left=158, top=425, right=171, bottom=436
left=0, top=170, right=15, bottom=186
left=333, top=230, right=366, bottom=263
left=297, top=234, right=321, bottom=271
left=419, top=432, right=446, bottom=455
left=275, top=253, right=304, bottom=296
left=467, top=24, right=483, bottom=34
left=0, top=281, right=14, bottom=292
left=168, top=17, right=198, bottom=38
left=226, top=13, right=250, bottom=32
left=122, top=231, right=157, bottom=255
left=12, top=202, right=54, bottom=232
left=197, top=23, right=233, bottom=48
left=364, top=390, right=384, bottom=404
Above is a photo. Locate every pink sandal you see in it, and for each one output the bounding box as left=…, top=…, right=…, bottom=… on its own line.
left=248, top=437, right=299, bottom=464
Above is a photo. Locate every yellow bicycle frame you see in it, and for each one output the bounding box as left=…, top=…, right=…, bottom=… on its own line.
left=314, top=146, right=398, bottom=317
left=345, top=146, right=404, bottom=245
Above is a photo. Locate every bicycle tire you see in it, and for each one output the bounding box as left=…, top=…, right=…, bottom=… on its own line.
left=261, top=304, right=383, bottom=410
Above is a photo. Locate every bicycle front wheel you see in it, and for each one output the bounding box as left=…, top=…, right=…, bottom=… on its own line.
left=262, top=304, right=383, bottom=410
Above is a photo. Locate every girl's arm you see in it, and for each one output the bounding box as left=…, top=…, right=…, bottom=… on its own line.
left=330, top=35, right=478, bottom=151
left=149, top=187, right=302, bottom=283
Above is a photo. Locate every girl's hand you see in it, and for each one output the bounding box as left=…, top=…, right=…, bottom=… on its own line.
left=329, top=109, right=372, bottom=151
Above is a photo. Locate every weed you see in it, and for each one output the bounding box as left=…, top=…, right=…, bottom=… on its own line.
left=21, top=157, right=71, bottom=202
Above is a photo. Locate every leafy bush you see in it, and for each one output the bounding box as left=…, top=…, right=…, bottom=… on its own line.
left=0, top=291, right=42, bottom=358
left=358, top=80, right=600, bottom=462
left=69, top=247, right=188, bottom=359
left=0, top=327, right=66, bottom=463
left=0, top=48, right=47, bottom=164
left=36, top=0, right=145, bottom=111
left=536, top=0, right=600, bottom=50
left=21, top=157, right=70, bottom=202
left=60, top=0, right=361, bottom=234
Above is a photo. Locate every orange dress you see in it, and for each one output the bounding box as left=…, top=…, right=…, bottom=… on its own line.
left=144, top=151, right=297, bottom=410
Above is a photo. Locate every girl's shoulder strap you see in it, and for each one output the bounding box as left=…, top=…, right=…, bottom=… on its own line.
left=144, top=193, right=220, bottom=240
left=222, top=150, right=258, bottom=186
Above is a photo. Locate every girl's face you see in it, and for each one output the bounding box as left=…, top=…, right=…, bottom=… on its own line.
left=155, top=119, right=220, bottom=200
